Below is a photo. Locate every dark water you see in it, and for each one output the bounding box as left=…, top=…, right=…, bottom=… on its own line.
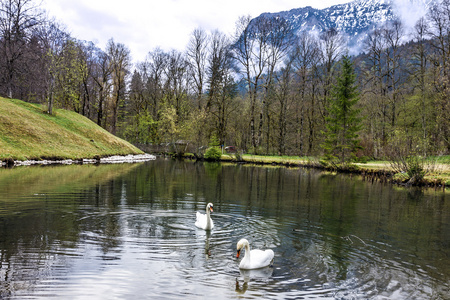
left=0, top=159, right=449, bottom=299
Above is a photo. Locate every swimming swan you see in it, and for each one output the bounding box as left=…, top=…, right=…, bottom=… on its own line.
left=195, top=203, right=214, bottom=230
left=236, top=238, right=274, bottom=269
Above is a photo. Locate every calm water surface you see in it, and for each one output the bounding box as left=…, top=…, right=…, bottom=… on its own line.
left=0, top=159, right=449, bottom=299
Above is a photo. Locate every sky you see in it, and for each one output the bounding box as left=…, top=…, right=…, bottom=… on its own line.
left=43, top=0, right=352, bottom=64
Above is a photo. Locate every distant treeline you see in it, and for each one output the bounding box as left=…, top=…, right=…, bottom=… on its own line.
left=1, top=0, right=449, bottom=158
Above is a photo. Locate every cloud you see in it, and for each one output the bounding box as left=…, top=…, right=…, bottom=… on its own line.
left=45, top=1, right=131, bottom=50
left=44, top=0, right=352, bottom=64
left=391, top=0, right=430, bottom=29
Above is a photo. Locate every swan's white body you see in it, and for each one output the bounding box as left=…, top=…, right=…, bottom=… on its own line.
left=195, top=203, right=214, bottom=230
left=236, top=238, right=274, bottom=269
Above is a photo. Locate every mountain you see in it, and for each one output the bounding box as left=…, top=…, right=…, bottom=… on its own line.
left=253, top=0, right=437, bottom=54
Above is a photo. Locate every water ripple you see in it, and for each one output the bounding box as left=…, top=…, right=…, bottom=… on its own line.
left=1, top=168, right=449, bottom=300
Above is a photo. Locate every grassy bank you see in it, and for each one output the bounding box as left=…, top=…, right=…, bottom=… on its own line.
left=219, top=153, right=450, bottom=188
left=0, top=97, right=143, bottom=161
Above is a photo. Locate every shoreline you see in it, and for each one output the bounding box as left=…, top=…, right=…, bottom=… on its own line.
left=3, top=152, right=448, bottom=189
left=213, top=154, right=449, bottom=189
left=1, top=153, right=156, bottom=168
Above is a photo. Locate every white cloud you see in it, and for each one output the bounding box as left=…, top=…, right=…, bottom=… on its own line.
left=43, top=0, right=352, bottom=64
left=392, top=0, right=430, bottom=29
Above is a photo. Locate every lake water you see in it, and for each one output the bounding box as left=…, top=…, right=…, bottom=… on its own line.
left=0, top=159, right=449, bottom=299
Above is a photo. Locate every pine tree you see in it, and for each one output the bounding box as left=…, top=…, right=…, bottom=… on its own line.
left=322, top=55, right=362, bottom=162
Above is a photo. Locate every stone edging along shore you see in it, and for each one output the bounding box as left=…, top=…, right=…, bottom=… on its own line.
left=1, top=154, right=156, bottom=168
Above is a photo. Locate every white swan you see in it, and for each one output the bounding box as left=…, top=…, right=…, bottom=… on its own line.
left=195, top=203, right=214, bottom=230
left=236, top=238, right=274, bottom=269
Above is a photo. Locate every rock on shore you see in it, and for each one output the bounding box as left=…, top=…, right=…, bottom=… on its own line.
left=1, top=154, right=156, bottom=167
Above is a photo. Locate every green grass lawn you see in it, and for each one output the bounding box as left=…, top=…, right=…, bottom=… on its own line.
left=0, top=97, right=142, bottom=161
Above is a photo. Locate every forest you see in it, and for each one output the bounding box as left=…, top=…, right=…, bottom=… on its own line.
left=1, top=0, right=449, bottom=161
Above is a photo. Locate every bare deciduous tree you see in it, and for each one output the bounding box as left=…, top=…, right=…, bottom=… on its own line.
left=410, top=17, right=432, bottom=155
left=143, top=48, right=167, bottom=120
left=207, top=30, right=236, bottom=146
left=427, top=0, right=450, bottom=152
left=163, top=50, right=189, bottom=119
left=362, top=28, right=387, bottom=157
left=37, top=21, right=70, bottom=114
left=259, top=16, right=293, bottom=154
left=383, top=20, right=405, bottom=128
left=106, top=38, right=131, bottom=134
left=274, top=54, right=295, bottom=155
left=232, top=15, right=270, bottom=152
left=0, top=0, right=43, bottom=98
left=319, top=28, right=345, bottom=106
left=91, top=48, right=112, bottom=127
left=186, top=28, right=209, bottom=110
left=292, top=32, right=322, bottom=155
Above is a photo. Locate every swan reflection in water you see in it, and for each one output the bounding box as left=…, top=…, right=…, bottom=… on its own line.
left=235, top=267, right=274, bottom=295
left=204, top=230, right=211, bottom=258
left=194, top=223, right=212, bottom=258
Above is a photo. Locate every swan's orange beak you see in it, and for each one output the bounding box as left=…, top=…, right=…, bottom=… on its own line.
left=209, top=207, right=213, bottom=213
left=236, top=249, right=241, bottom=258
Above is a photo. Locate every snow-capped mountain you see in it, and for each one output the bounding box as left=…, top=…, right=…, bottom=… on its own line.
left=252, top=0, right=436, bottom=54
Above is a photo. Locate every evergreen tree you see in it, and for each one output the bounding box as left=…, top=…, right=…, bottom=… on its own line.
left=322, top=55, right=362, bottom=162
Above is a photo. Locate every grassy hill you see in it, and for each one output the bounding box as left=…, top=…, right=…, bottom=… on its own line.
left=0, top=97, right=143, bottom=161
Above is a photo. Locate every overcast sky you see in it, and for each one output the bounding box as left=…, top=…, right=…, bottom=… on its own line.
left=43, top=0, right=353, bottom=64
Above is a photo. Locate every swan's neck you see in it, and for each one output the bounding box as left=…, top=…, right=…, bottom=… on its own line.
left=206, top=208, right=211, bottom=228
left=243, top=243, right=251, bottom=260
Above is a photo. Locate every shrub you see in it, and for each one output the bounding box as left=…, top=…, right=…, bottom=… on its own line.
left=204, top=147, right=222, bottom=161
left=389, top=155, right=431, bottom=185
